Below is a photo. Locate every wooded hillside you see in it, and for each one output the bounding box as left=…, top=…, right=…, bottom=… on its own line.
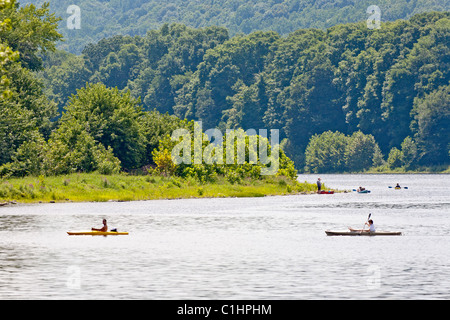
left=21, top=0, right=450, bottom=54
left=39, top=12, right=450, bottom=171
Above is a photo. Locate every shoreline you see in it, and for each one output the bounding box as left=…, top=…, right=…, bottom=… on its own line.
left=297, top=166, right=450, bottom=175
left=0, top=173, right=319, bottom=204
left=0, top=191, right=322, bottom=206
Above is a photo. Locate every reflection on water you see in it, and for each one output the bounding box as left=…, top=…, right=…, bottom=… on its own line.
left=0, top=174, right=449, bottom=299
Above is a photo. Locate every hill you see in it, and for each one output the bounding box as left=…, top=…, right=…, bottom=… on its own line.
left=39, top=12, right=450, bottom=171
left=21, top=0, right=450, bottom=54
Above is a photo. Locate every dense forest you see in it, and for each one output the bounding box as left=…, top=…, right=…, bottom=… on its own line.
left=0, top=0, right=296, bottom=181
left=21, top=0, right=450, bottom=54
left=1, top=1, right=449, bottom=177
left=37, top=11, right=450, bottom=172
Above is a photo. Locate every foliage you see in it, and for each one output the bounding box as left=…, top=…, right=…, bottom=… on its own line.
left=0, top=0, right=19, bottom=98
left=3, top=2, right=450, bottom=177
left=0, top=0, right=62, bottom=70
left=153, top=148, right=176, bottom=176
left=60, top=83, right=146, bottom=169
left=387, top=147, right=403, bottom=169
left=305, top=131, right=349, bottom=173
left=411, top=85, right=450, bottom=165
left=153, top=126, right=297, bottom=182
left=20, top=0, right=450, bottom=54
left=38, top=12, right=450, bottom=170
left=0, top=0, right=58, bottom=166
left=400, top=136, right=418, bottom=169
left=305, top=130, right=384, bottom=173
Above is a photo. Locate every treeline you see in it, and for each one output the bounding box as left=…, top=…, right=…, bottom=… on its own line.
left=40, top=12, right=450, bottom=171
left=21, top=0, right=450, bottom=54
left=0, top=1, right=296, bottom=180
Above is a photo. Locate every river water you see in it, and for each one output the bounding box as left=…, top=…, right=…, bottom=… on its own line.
left=0, top=174, right=449, bottom=299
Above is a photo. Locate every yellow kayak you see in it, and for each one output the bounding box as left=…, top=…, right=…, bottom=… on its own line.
left=67, top=231, right=129, bottom=236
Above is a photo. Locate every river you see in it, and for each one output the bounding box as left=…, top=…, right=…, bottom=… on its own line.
left=0, top=174, right=449, bottom=299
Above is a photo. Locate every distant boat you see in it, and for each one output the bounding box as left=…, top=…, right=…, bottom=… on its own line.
left=319, top=190, right=334, bottom=194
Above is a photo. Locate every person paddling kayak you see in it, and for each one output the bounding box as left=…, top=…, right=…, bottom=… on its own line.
left=348, top=219, right=375, bottom=233
left=92, top=219, right=108, bottom=232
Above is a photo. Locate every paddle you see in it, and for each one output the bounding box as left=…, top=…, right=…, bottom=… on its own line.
left=389, top=186, right=408, bottom=189
left=360, top=213, right=371, bottom=234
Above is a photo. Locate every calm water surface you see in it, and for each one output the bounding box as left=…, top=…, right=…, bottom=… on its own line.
left=0, top=174, right=449, bottom=299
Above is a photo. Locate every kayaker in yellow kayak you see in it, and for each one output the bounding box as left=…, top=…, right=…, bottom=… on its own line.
left=92, top=219, right=108, bottom=232
left=348, top=219, right=376, bottom=232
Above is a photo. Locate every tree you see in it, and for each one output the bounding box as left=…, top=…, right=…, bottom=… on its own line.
left=29, top=12, right=450, bottom=171
left=345, top=131, right=382, bottom=172
left=387, top=147, right=403, bottom=169
left=60, top=83, right=146, bottom=169
left=400, top=136, right=418, bottom=169
left=304, top=131, right=348, bottom=173
left=411, top=85, right=450, bottom=165
left=44, top=123, right=121, bottom=175
left=1, top=0, right=57, bottom=165
left=18, top=1, right=450, bottom=55
left=40, top=52, right=92, bottom=112
left=0, top=0, right=20, bottom=98
left=0, top=0, right=62, bottom=70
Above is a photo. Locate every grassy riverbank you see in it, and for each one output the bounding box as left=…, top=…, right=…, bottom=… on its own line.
left=0, top=173, right=318, bottom=204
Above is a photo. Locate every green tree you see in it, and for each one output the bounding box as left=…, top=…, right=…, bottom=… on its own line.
left=0, top=0, right=19, bottom=98
left=60, top=83, right=146, bottom=169
left=0, top=0, right=62, bottom=70
left=345, top=131, right=382, bottom=172
left=400, top=136, right=418, bottom=169
left=44, top=123, right=121, bottom=175
left=19, top=0, right=450, bottom=54
left=305, top=131, right=348, bottom=173
left=411, top=85, right=450, bottom=165
left=29, top=12, right=450, bottom=171
left=0, top=0, right=58, bottom=167
left=387, top=147, right=403, bottom=169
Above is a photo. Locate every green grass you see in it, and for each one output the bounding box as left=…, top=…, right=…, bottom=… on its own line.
left=0, top=173, right=318, bottom=203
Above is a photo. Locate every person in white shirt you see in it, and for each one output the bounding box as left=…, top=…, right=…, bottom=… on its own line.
left=349, top=219, right=376, bottom=232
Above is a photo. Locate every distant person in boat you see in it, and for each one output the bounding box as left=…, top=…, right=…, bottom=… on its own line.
left=357, top=186, right=366, bottom=192
left=395, top=183, right=401, bottom=188
left=317, top=178, right=322, bottom=193
left=92, top=219, right=108, bottom=232
left=349, top=219, right=375, bottom=232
